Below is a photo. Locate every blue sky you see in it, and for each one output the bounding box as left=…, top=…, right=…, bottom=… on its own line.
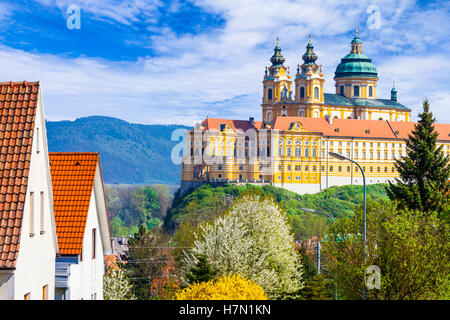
left=0, top=0, right=449, bottom=125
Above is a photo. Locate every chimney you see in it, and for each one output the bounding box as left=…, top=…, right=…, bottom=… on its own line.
left=249, top=117, right=255, bottom=126
left=325, top=114, right=332, bottom=125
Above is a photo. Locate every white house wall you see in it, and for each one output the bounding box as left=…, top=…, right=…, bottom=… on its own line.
left=13, top=91, right=57, bottom=300
left=67, top=187, right=105, bottom=300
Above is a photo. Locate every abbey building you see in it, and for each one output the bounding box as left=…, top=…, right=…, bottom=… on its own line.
left=180, top=33, right=450, bottom=195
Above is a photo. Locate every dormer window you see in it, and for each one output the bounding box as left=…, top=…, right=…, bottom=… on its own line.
left=353, top=85, right=360, bottom=97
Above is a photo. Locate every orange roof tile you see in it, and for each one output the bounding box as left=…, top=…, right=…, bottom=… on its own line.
left=199, top=116, right=450, bottom=142
left=49, top=152, right=100, bottom=256
left=194, top=118, right=263, bottom=132
left=0, top=81, right=40, bottom=269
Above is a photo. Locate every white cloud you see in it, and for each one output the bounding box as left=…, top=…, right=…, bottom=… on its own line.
left=1, top=0, right=449, bottom=125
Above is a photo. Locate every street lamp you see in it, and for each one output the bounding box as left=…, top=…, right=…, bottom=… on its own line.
left=299, top=207, right=337, bottom=300
left=300, top=207, right=335, bottom=224
left=328, top=151, right=367, bottom=300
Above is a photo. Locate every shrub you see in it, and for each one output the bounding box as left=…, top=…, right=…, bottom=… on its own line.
left=175, top=274, right=268, bottom=300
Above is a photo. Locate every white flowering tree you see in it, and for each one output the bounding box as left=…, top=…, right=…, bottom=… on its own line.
left=181, top=193, right=303, bottom=299
left=103, top=267, right=136, bottom=300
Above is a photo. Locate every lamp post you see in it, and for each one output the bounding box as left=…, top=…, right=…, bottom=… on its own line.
left=328, top=151, right=366, bottom=300
left=299, top=207, right=337, bottom=300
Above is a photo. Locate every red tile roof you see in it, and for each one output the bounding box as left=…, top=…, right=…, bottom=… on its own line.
left=198, top=118, right=263, bottom=132
left=198, top=116, right=450, bottom=142
left=0, top=81, right=40, bottom=269
left=48, top=152, right=100, bottom=256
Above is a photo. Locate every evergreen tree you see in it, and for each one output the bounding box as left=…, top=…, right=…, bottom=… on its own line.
left=301, top=273, right=333, bottom=300
left=387, top=99, right=450, bottom=218
left=185, top=254, right=218, bottom=284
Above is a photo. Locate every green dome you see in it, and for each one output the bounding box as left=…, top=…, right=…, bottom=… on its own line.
left=334, top=53, right=378, bottom=79
left=270, top=40, right=285, bottom=67
left=351, top=35, right=362, bottom=44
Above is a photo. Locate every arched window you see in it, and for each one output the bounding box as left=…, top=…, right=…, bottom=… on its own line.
left=314, top=111, right=319, bottom=118
left=300, top=87, right=305, bottom=99
left=268, top=88, right=273, bottom=100
left=378, top=117, right=383, bottom=120
left=266, top=110, right=273, bottom=122
left=314, top=87, right=319, bottom=99
left=298, top=110, right=304, bottom=117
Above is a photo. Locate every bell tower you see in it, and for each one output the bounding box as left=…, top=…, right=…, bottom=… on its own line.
left=294, top=35, right=325, bottom=118
left=262, top=38, right=293, bottom=122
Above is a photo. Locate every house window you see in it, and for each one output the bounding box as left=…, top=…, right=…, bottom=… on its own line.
left=92, top=228, right=96, bottom=259
left=353, top=85, right=360, bottom=97
left=36, top=127, right=40, bottom=153
left=340, top=86, right=344, bottom=96
left=314, top=87, right=319, bottom=99
left=29, top=192, right=34, bottom=236
left=305, top=166, right=309, bottom=172
left=43, top=285, right=48, bottom=300
left=312, top=148, right=317, bottom=158
left=268, top=88, right=273, bottom=100
left=278, top=147, right=282, bottom=157
left=304, top=148, right=309, bottom=157
left=330, top=166, right=333, bottom=172
left=218, top=165, right=222, bottom=170
left=369, top=86, right=373, bottom=97
left=40, top=191, right=44, bottom=234
left=24, top=293, right=31, bottom=300
left=287, top=147, right=292, bottom=157
left=300, top=87, right=305, bottom=98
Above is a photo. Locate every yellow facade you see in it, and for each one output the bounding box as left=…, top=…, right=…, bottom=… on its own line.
left=180, top=35, right=443, bottom=195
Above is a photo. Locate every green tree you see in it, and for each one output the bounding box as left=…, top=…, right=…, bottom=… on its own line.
left=184, top=254, right=218, bottom=284
left=126, top=225, right=175, bottom=300
left=181, top=193, right=303, bottom=299
left=387, top=99, right=450, bottom=218
left=322, top=200, right=450, bottom=300
left=301, top=273, right=333, bottom=300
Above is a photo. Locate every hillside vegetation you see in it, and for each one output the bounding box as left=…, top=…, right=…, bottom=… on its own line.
left=47, top=116, right=191, bottom=185
left=164, top=183, right=389, bottom=240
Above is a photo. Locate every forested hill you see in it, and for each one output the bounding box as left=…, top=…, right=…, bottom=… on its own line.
left=46, top=116, right=191, bottom=185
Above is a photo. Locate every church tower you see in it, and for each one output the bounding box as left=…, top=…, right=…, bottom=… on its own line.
left=334, top=29, right=379, bottom=100
left=262, top=38, right=294, bottom=122
left=294, top=35, right=325, bottom=118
